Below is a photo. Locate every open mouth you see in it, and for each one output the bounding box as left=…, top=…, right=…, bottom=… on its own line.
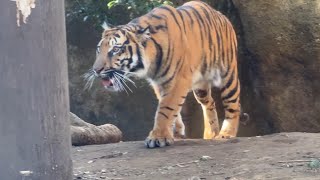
left=98, top=70, right=136, bottom=93
left=101, top=77, right=114, bottom=88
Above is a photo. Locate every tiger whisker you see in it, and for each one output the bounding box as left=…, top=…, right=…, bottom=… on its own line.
left=121, top=70, right=139, bottom=76
left=113, top=75, right=122, bottom=93
left=114, top=74, right=129, bottom=94
left=115, top=74, right=133, bottom=93
left=112, top=76, right=120, bottom=91
left=115, top=72, right=137, bottom=88
left=82, top=69, right=96, bottom=90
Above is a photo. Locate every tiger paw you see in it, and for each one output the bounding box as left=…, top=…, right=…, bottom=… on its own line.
left=174, top=125, right=186, bottom=139
left=145, top=130, right=174, bottom=148
left=215, top=132, right=236, bottom=139
left=174, top=130, right=186, bottom=139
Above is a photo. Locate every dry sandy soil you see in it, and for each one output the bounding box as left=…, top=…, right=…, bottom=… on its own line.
left=72, top=132, right=320, bottom=180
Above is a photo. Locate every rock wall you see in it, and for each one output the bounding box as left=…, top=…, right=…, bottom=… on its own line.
left=233, top=0, right=320, bottom=133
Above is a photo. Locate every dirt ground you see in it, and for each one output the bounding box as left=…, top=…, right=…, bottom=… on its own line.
left=72, top=132, right=320, bottom=180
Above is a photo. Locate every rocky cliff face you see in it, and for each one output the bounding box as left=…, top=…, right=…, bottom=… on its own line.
left=233, top=0, right=320, bottom=133
left=66, top=0, right=320, bottom=140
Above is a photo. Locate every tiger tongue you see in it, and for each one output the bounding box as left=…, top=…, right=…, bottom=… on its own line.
left=102, top=79, right=113, bottom=87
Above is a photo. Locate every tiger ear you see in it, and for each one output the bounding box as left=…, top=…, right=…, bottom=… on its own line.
left=137, top=26, right=151, bottom=42
left=101, top=21, right=113, bottom=30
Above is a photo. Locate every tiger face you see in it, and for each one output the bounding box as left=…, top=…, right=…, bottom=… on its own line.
left=84, top=25, right=151, bottom=92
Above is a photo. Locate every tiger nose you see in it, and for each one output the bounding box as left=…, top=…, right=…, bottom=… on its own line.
left=93, top=67, right=104, bottom=76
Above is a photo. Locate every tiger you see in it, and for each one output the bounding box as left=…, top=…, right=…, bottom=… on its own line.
left=84, top=1, right=242, bottom=148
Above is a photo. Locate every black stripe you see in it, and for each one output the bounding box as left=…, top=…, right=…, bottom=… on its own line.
left=158, top=111, right=169, bottom=119
left=222, top=81, right=239, bottom=101
left=159, top=6, right=182, bottom=32
left=120, top=58, right=129, bottom=64
left=126, top=46, right=133, bottom=66
left=201, top=53, right=207, bottom=74
left=128, top=46, right=133, bottom=58
left=177, top=10, right=187, bottom=34
left=150, top=38, right=163, bottom=77
left=160, top=106, right=174, bottom=111
left=136, top=44, right=142, bottom=62
left=150, top=14, right=163, bottom=19
left=130, top=45, right=144, bottom=72
left=129, top=44, right=144, bottom=72
left=186, top=6, right=206, bottom=33
left=198, top=1, right=213, bottom=10
left=184, top=6, right=205, bottom=47
left=155, top=25, right=167, bottom=31
left=119, top=29, right=126, bottom=35
left=158, top=40, right=172, bottom=78
left=161, top=59, right=183, bottom=86
left=222, top=58, right=235, bottom=78
left=179, top=9, right=194, bottom=27
left=181, top=96, right=187, bottom=98
left=123, top=27, right=132, bottom=32
left=178, top=104, right=183, bottom=106
left=162, top=93, right=169, bottom=97
left=225, top=25, right=230, bottom=64
left=123, top=38, right=130, bottom=45
left=211, top=18, right=221, bottom=63
left=220, top=71, right=234, bottom=92
left=224, top=97, right=238, bottom=104
left=200, top=6, right=213, bottom=27
left=225, top=116, right=234, bottom=119
left=173, top=115, right=178, bottom=117
left=217, top=16, right=226, bottom=64
left=159, top=63, right=171, bottom=78
left=222, top=66, right=229, bottom=78
left=200, top=6, right=214, bottom=68
left=192, top=6, right=209, bottom=40
left=230, top=35, right=234, bottom=62
left=226, top=108, right=240, bottom=113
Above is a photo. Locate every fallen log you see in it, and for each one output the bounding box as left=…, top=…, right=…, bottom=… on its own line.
left=70, top=112, right=122, bottom=146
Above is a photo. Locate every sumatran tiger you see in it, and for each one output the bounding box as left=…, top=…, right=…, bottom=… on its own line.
left=84, top=1, right=242, bottom=148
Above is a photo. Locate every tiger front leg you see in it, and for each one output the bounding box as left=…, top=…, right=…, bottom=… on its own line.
left=145, top=84, right=188, bottom=148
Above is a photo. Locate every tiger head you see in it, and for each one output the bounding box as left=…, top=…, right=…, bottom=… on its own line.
left=84, top=23, right=152, bottom=92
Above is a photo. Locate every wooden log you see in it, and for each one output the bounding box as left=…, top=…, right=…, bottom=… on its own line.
left=70, top=112, right=122, bottom=146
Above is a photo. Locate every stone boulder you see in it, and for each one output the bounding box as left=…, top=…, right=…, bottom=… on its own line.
left=233, top=0, right=320, bottom=133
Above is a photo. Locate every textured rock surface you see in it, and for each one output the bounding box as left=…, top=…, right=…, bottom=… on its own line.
left=233, top=0, right=320, bottom=133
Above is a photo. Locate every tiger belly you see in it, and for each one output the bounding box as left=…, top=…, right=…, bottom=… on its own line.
left=191, top=68, right=223, bottom=89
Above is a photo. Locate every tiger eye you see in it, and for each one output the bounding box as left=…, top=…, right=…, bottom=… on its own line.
left=112, top=46, right=120, bottom=52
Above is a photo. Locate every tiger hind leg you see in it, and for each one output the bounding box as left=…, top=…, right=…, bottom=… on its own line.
left=173, top=113, right=185, bottom=138
left=216, top=74, right=241, bottom=139
left=193, top=82, right=220, bottom=139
